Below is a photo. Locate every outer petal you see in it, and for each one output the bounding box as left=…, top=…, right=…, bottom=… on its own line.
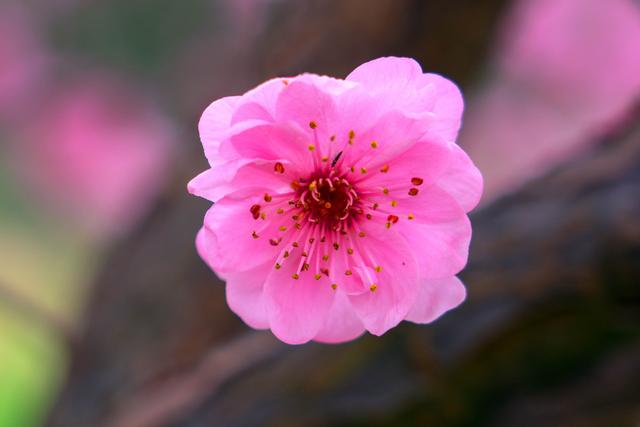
left=199, top=96, right=240, bottom=165
left=225, top=262, right=272, bottom=329
left=346, top=57, right=423, bottom=97
left=347, top=56, right=464, bottom=142
left=264, top=255, right=337, bottom=345
left=405, top=276, right=466, bottom=324
left=231, top=78, right=287, bottom=124
left=436, top=143, right=483, bottom=212
left=419, top=73, right=464, bottom=142
left=398, top=213, right=471, bottom=280
left=347, top=227, right=419, bottom=336
left=313, top=291, right=366, bottom=344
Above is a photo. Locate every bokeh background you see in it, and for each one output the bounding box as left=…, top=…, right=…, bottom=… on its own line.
left=1, top=1, right=639, bottom=426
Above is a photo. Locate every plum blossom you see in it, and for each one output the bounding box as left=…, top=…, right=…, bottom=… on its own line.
left=189, top=57, right=483, bottom=344
left=12, top=77, right=173, bottom=239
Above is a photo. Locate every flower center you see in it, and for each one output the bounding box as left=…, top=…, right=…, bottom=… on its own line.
left=292, top=172, right=361, bottom=230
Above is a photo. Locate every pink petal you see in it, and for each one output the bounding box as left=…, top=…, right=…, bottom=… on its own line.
left=397, top=212, right=472, bottom=280
left=347, top=227, right=419, bottom=336
left=274, top=77, right=340, bottom=145
left=225, top=262, right=272, bottom=329
left=419, top=73, right=464, bottom=142
left=405, top=276, right=466, bottom=324
left=199, top=96, right=240, bottom=165
left=436, top=143, right=483, bottom=212
left=226, top=122, right=314, bottom=172
left=347, top=57, right=464, bottom=142
left=313, top=291, right=366, bottom=344
left=188, top=159, right=292, bottom=203
left=231, top=77, right=287, bottom=124
left=201, top=188, right=285, bottom=274
left=356, top=135, right=452, bottom=190
left=264, top=257, right=337, bottom=345
left=371, top=183, right=467, bottom=225
left=346, top=56, right=423, bottom=96
left=339, top=110, right=434, bottom=170
left=195, top=226, right=220, bottom=274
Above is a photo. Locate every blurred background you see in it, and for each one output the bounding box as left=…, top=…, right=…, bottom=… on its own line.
left=0, top=0, right=639, bottom=426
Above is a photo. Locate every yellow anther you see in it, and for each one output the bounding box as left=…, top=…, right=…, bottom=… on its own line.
left=383, top=188, right=389, bottom=195
left=408, top=213, right=415, bottom=220
left=374, top=266, right=382, bottom=272
left=260, top=212, right=267, bottom=219
left=391, top=200, right=398, bottom=207
left=277, top=208, right=285, bottom=214
left=309, top=120, right=317, bottom=129
left=370, top=284, right=378, bottom=292
left=321, top=156, right=329, bottom=162
left=345, top=270, right=353, bottom=276
left=358, top=231, right=366, bottom=238
left=279, top=225, right=287, bottom=232
left=308, top=144, right=315, bottom=151
left=349, top=130, right=355, bottom=139
left=314, top=274, right=322, bottom=280
left=275, top=263, right=282, bottom=270
left=360, top=167, right=367, bottom=174
left=370, top=141, right=378, bottom=148
left=292, top=273, right=300, bottom=280
left=284, top=251, right=290, bottom=258
left=324, top=202, right=332, bottom=209
left=322, top=255, right=329, bottom=261
left=331, top=283, right=337, bottom=290
left=380, top=164, right=389, bottom=173
left=347, top=248, right=354, bottom=255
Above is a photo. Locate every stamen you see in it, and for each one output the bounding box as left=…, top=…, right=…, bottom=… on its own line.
left=309, top=120, right=317, bottom=129
left=408, top=213, right=415, bottom=220
left=331, top=283, right=337, bottom=290
left=391, top=200, right=398, bottom=207
left=274, top=162, right=285, bottom=174
left=250, top=204, right=261, bottom=219
left=408, top=188, right=419, bottom=196
left=380, top=164, right=389, bottom=173
left=264, top=193, right=272, bottom=202
left=370, top=141, right=378, bottom=149
left=411, top=177, right=424, bottom=186
left=370, top=284, right=378, bottom=292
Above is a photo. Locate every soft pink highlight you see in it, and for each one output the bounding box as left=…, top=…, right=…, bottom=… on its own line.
left=14, top=77, right=173, bottom=238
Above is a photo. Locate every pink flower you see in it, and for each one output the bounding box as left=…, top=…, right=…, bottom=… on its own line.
left=189, top=57, right=483, bottom=344
left=12, top=77, right=173, bottom=239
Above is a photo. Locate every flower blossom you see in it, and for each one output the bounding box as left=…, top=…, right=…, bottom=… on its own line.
left=189, top=57, right=483, bottom=344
